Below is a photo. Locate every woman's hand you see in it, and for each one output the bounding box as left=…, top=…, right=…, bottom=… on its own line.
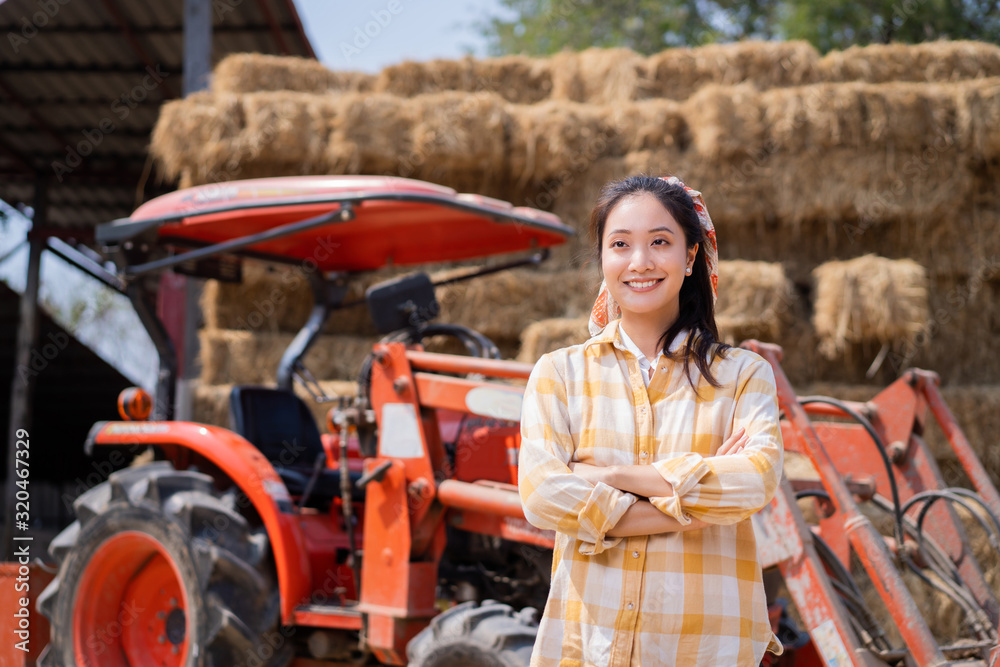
left=569, top=461, right=614, bottom=487
left=570, top=427, right=748, bottom=495
left=717, top=426, right=749, bottom=456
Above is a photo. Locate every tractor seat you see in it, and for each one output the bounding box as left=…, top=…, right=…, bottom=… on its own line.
left=228, top=386, right=364, bottom=507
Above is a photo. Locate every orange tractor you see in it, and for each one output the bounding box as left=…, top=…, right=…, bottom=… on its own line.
left=20, top=176, right=1000, bottom=666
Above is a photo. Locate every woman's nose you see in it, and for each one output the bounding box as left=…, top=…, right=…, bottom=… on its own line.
left=629, top=247, right=654, bottom=271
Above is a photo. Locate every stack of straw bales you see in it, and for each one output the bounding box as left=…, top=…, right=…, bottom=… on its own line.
left=153, top=53, right=1000, bottom=284
left=209, top=41, right=1000, bottom=100
left=158, top=42, right=999, bottom=472
left=812, top=255, right=929, bottom=359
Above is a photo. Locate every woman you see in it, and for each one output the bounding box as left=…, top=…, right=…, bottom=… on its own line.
left=519, top=175, right=784, bottom=666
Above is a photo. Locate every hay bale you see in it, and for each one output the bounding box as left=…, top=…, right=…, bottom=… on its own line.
left=152, top=91, right=246, bottom=184
left=506, top=101, right=631, bottom=189
left=375, top=55, right=553, bottom=104
left=199, top=329, right=375, bottom=385
left=206, top=42, right=1000, bottom=104
left=201, top=262, right=313, bottom=333
left=239, top=92, right=330, bottom=171
left=812, top=255, right=929, bottom=359
left=516, top=317, right=591, bottom=364
left=194, top=380, right=359, bottom=429
left=212, top=53, right=373, bottom=94
left=201, top=260, right=379, bottom=336
left=715, top=261, right=796, bottom=344
left=644, top=40, right=818, bottom=100
left=433, top=268, right=597, bottom=342
left=151, top=77, right=1000, bottom=235
left=683, top=83, right=766, bottom=159
left=548, top=48, right=646, bottom=103
left=817, top=41, right=1000, bottom=84
left=325, top=91, right=510, bottom=186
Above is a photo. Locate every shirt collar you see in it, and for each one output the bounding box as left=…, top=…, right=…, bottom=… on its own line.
left=617, top=323, right=663, bottom=371
left=584, top=319, right=689, bottom=359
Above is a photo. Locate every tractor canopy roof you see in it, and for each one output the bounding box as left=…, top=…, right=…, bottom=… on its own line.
left=96, top=176, right=573, bottom=272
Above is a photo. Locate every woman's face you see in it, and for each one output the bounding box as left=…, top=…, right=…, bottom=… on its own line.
left=601, top=193, right=698, bottom=329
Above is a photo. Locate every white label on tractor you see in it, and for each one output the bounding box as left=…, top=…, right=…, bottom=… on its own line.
left=106, top=423, right=170, bottom=435
left=811, top=619, right=851, bottom=667
left=465, top=387, right=523, bottom=422
left=380, top=403, right=426, bottom=458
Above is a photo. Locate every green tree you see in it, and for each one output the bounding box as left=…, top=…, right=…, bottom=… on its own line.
left=480, top=0, right=733, bottom=55
left=780, top=0, right=1000, bottom=52
left=480, top=0, right=1000, bottom=55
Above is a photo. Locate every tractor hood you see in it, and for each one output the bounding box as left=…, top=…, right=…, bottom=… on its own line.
left=96, top=176, right=573, bottom=272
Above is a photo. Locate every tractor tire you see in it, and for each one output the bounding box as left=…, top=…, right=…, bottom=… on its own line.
left=406, top=600, right=538, bottom=667
left=37, top=461, right=293, bottom=667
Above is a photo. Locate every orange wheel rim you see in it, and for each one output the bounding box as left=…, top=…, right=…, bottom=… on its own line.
left=74, top=531, right=190, bottom=667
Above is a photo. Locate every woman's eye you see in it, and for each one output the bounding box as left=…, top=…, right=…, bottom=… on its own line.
left=652, top=238, right=669, bottom=246
left=611, top=240, right=626, bottom=248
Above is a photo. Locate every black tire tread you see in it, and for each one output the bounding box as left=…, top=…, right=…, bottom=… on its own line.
left=408, top=600, right=538, bottom=667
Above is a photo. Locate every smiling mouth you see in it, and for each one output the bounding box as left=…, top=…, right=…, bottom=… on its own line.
left=625, top=279, right=663, bottom=289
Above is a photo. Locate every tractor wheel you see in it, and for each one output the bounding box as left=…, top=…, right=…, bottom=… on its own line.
left=38, top=461, right=292, bottom=667
left=406, top=600, right=538, bottom=667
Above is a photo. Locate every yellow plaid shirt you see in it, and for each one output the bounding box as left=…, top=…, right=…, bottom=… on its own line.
left=519, top=321, right=783, bottom=666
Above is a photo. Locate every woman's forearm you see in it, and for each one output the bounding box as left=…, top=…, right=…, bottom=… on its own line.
left=570, top=461, right=674, bottom=498
left=606, top=500, right=707, bottom=537
left=607, top=464, right=674, bottom=499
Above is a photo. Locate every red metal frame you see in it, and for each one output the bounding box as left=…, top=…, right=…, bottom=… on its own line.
left=352, top=343, right=545, bottom=660
left=744, top=340, right=1000, bottom=664
left=111, top=175, right=572, bottom=273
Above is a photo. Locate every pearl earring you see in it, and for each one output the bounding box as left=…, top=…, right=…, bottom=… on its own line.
left=685, top=267, right=692, bottom=275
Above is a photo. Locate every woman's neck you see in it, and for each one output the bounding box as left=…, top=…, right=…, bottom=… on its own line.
left=619, top=315, right=676, bottom=360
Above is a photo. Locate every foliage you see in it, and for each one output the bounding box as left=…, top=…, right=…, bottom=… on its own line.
left=479, top=0, right=1000, bottom=55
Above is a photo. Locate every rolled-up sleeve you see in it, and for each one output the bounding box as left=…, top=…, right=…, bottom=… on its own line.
left=519, top=354, right=637, bottom=554
left=649, top=359, right=783, bottom=525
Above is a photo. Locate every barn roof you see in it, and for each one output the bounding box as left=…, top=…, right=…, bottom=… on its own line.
left=0, top=0, right=315, bottom=235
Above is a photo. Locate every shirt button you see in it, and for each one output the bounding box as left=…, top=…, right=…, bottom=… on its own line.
left=627, top=602, right=634, bottom=610
left=632, top=550, right=640, bottom=558
left=639, top=451, right=648, bottom=459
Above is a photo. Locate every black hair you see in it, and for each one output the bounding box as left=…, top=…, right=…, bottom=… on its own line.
left=589, top=175, right=729, bottom=388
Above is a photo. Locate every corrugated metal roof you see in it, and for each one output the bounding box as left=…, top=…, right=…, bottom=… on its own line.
left=0, top=0, right=315, bottom=232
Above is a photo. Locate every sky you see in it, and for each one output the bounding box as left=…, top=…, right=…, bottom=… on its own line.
left=291, top=0, right=513, bottom=72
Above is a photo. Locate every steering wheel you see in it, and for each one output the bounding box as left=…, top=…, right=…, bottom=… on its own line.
left=382, top=322, right=502, bottom=360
